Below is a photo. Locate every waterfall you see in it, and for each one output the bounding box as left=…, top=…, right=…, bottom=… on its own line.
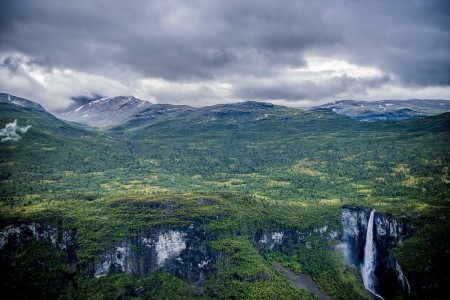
left=362, top=210, right=384, bottom=300
left=396, top=261, right=411, bottom=295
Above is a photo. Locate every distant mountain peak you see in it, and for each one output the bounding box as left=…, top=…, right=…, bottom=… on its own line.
left=89, top=95, right=148, bottom=104
left=57, top=95, right=153, bottom=127
left=0, top=93, right=47, bottom=113
left=318, top=99, right=450, bottom=122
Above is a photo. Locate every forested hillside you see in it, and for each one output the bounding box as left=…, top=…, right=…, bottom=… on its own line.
left=1, top=94, right=449, bottom=299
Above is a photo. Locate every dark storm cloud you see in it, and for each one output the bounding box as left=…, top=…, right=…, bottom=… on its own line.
left=0, top=0, right=449, bottom=105
left=0, top=0, right=316, bottom=80
left=323, top=0, right=450, bottom=86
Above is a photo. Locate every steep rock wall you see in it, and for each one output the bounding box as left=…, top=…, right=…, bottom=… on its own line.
left=0, top=218, right=341, bottom=286
left=92, top=221, right=213, bottom=283
left=253, top=225, right=339, bottom=253
left=342, top=206, right=412, bottom=299
left=0, top=222, right=75, bottom=255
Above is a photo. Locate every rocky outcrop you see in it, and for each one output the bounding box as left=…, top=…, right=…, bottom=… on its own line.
left=0, top=222, right=74, bottom=253
left=0, top=220, right=214, bottom=284
left=1, top=217, right=342, bottom=286
left=253, top=225, right=339, bottom=253
left=2, top=210, right=408, bottom=299
left=93, top=223, right=341, bottom=283
left=92, top=222, right=214, bottom=283
left=341, top=206, right=412, bottom=299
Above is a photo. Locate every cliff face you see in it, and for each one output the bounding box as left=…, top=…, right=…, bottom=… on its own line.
left=0, top=220, right=339, bottom=283
left=0, top=221, right=217, bottom=293
left=0, top=209, right=412, bottom=299
left=0, top=222, right=75, bottom=258
left=341, top=206, right=412, bottom=299
left=92, top=221, right=214, bottom=283
left=253, top=226, right=339, bottom=253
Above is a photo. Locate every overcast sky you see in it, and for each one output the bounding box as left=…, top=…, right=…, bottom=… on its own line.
left=1, top=0, right=449, bottom=110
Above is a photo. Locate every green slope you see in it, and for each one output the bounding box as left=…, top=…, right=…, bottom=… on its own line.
left=0, top=95, right=449, bottom=299
left=0, top=100, right=135, bottom=206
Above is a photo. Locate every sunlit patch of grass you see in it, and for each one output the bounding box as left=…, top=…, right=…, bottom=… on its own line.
left=290, top=159, right=326, bottom=177
left=375, top=177, right=386, bottom=182
left=39, top=180, right=55, bottom=184
left=40, top=147, right=56, bottom=151
left=88, top=171, right=104, bottom=176
left=393, top=164, right=410, bottom=173
left=266, top=180, right=290, bottom=187
left=297, top=168, right=324, bottom=177
left=319, top=199, right=340, bottom=205
left=5, top=202, right=49, bottom=216
left=422, top=158, right=443, bottom=165
left=209, top=178, right=245, bottom=187
left=147, top=175, right=158, bottom=181
left=100, top=182, right=122, bottom=190
left=351, top=183, right=373, bottom=196
left=401, top=175, right=433, bottom=187
left=99, top=179, right=171, bottom=194
left=402, top=175, right=420, bottom=187
left=239, top=173, right=266, bottom=181
left=351, top=183, right=369, bottom=188
left=415, top=203, right=430, bottom=211
left=22, top=194, right=40, bottom=200
left=138, top=186, right=170, bottom=194
left=253, top=193, right=269, bottom=200
left=342, top=154, right=357, bottom=162
left=364, top=161, right=378, bottom=170
left=279, top=200, right=309, bottom=207
left=357, top=189, right=372, bottom=195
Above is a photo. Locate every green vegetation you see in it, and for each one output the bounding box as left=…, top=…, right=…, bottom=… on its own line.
left=294, top=235, right=368, bottom=300
left=1, top=240, right=77, bottom=299
left=206, top=236, right=316, bottom=300
left=265, top=252, right=302, bottom=275
left=0, top=100, right=449, bottom=299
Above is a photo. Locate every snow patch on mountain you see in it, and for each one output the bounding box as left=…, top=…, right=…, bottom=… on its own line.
left=57, top=96, right=153, bottom=127
left=318, top=99, right=450, bottom=122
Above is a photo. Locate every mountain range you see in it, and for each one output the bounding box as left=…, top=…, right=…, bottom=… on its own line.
left=317, top=99, right=450, bottom=122
left=53, top=94, right=450, bottom=128
left=0, top=92, right=449, bottom=299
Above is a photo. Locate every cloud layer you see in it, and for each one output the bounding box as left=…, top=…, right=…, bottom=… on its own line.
left=0, top=0, right=449, bottom=109
left=0, top=119, right=31, bottom=142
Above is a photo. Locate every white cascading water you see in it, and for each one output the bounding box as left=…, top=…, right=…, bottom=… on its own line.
left=396, top=261, right=411, bottom=295
left=362, top=210, right=385, bottom=300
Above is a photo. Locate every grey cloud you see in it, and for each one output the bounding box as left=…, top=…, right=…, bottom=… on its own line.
left=0, top=0, right=448, bottom=106
left=0, top=119, right=31, bottom=142
left=1, top=56, right=23, bottom=72
left=235, top=75, right=391, bottom=101
left=0, top=55, right=49, bottom=75
left=53, top=94, right=104, bottom=114
left=323, top=0, right=450, bottom=86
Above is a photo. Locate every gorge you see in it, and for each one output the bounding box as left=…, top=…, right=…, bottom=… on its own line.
left=0, top=206, right=413, bottom=299
left=341, top=206, right=412, bottom=299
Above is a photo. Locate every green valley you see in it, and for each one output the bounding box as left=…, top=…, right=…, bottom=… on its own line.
left=0, top=94, right=449, bottom=299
